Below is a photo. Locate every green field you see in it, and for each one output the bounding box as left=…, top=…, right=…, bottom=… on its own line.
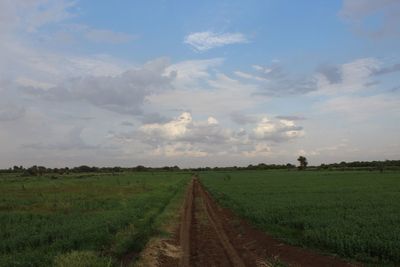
left=0, top=172, right=189, bottom=267
left=2, top=169, right=400, bottom=266
left=200, top=170, right=400, bottom=265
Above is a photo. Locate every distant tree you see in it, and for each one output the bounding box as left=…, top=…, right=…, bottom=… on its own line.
left=25, top=165, right=39, bottom=176
left=74, top=165, right=94, bottom=172
left=112, top=166, right=122, bottom=173
left=297, top=156, right=308, bottom=170
left=286, top=163, right=295, bottom=170
left=377, top=162, right=384, bottom=173
left=37, top=166, right=46, bottom=176
left=134, top=165, right=147, bottom=172
left=172, top=165, right=180, bottom=170
left=162, top=166, right=171, bottom=171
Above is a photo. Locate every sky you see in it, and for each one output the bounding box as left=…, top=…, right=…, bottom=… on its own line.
left=0, top=0, right=399, bottom=168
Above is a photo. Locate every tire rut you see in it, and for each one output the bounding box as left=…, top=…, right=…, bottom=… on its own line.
left=147, top=177, right=359, bottom=267
left=187, top=178, right=246, bottom=267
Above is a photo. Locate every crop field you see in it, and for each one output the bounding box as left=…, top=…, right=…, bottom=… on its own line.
left=200, top=170, right=400, bottom=265
left=2, top=169, right=400, bottom=266
left=0, top=172, right=189, bottom=267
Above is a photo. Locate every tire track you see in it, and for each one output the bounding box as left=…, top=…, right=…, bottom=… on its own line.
left=185, top=178, right=246, bottom=267
left=179, top=178, right=193, bottom=267
left=157, top=177, right=358, bottom=267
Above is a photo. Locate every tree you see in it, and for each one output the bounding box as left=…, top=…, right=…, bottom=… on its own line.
left=25, top=165, right=39, bottom=176
left=37, top=166, right=46, bottom=176
left=286, top=163, right=295, bottom=170
left=297, top=156, right=308, bottom=170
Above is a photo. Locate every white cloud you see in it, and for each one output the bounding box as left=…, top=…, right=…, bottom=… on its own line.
left=242, top=143, right=271, bottom=157
left=15, top=77, right=54, bottom=90
left=138, top=112, right=233, bottom=146
left=207, top=117, right=219, bottom=125
left=165, top=58, right=223, bottom=87
left=234, top=71, right=267, bottom=81
left=184, top=31, right=248, bottom=51
left=140, top=112, right=192, bottom=140
left=1, top=40, right=132, bottom=93
left=275, top=115, right=306, bottom=121
left=235, top=57, right=399, bottom=97
left=252, top=117, right=304, bottom=142
left=318, top=94, right=400, bottom=119
left=23, top=127, right=99, bottom=150
left=252, top=63, right=285, bottom=79
left=234, top=62, right=316, bottom=96
left=128, top=112, right=305, bottom=159
left=150, top=143, right=208, bottom=158
left=147, top=72, right=262, bottom=116
left=230, top=112, right=259, bottom=125
left=299, top=142, right=349, bottom=157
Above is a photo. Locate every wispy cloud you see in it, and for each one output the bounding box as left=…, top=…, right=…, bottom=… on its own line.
left=275, top=115, right=306, bottom=121
left=0, top=104, right=26, bottom=121
left=0, top=0, right=76, bottom=34
left=184, top=31, right=248, bottom=51
left=84, top=29, right=135, bottom=44
left=340, top=0, right=400, bottom=38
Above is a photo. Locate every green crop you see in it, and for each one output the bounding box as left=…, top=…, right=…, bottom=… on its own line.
left=0, top=172, right=189, bottom=266
left=200, top=170, right=400, bottom=265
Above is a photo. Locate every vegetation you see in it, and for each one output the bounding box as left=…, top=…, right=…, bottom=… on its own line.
left=0, top=172, right=189, bottom=266
left=297, top=156, right=308, bottom=170
left=2, top=160, right=400, bottom=265
left=2, top=160, right=400, bottom=175
left=200, top=170, right=400, bottom=265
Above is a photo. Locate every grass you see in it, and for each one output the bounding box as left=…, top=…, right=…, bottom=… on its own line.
left=54, top=251, right=112, bottom=267
left=132, top=172, right=188, bottom=267
left=200, top=170, right=400, bottom=265
left=0, top=171, right=189, bottom=266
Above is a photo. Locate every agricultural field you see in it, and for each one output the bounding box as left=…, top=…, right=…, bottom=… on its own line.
left=0, top=172, right=189, bottom=267
left=200, top=170, right=400, bottom=265
left=2, top=169, right=400, bottom=267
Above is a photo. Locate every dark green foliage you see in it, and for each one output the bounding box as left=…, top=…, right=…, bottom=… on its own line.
left=317, top=160, right=400, bottom=171
left=201, top=170, right=400, bottom=265
left=2, top=160, right=400, bottom=175
left=297, top=156, right=308, bottom=170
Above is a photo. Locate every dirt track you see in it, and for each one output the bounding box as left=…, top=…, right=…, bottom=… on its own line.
left=147, top=178, right=359, bottom=267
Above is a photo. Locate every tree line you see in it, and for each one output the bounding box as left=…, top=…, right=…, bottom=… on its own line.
left=1, top=159, right=399, bottom=176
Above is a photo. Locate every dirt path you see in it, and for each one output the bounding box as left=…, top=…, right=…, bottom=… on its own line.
left=143, top=178, right=359, bottom=267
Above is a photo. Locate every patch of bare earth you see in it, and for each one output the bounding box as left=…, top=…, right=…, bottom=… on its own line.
left=136, top=178, right=360, bottom=267
left=134, top=237, right=181, bottom=267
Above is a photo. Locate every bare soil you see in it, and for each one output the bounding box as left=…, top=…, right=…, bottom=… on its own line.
left=138, top=178, right=360, bottom=267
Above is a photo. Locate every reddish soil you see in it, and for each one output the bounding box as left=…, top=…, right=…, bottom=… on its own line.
left=144, top=178, right=360, bottom=267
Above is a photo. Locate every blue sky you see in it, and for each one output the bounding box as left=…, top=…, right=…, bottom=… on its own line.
left=69, top=1, right=396, bottom=67
left=0, top=0, right=399, bottom=167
